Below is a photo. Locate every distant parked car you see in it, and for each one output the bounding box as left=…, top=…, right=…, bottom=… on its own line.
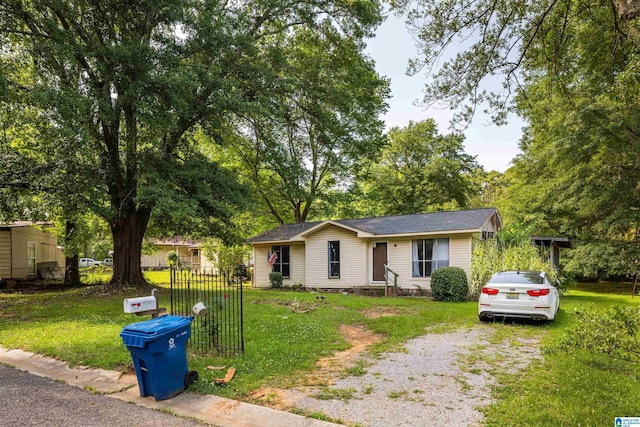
left=79, top=258, right=99, bottom=268
left=478, top=270, right=560, bottom=322
left=103, top=258, right=113, bottom=267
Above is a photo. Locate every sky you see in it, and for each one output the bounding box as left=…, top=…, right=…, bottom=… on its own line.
left=365, top=13, right=525, bottom=173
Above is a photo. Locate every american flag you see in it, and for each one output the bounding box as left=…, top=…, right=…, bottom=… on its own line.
left=267, top=250, right=278, bottom=267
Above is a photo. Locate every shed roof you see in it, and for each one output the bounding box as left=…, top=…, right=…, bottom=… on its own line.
left=0, top=221, right=53, bottom=230
left=248, top=208, right=500, bottom=243
left=531, top=236, right=572, bottom=248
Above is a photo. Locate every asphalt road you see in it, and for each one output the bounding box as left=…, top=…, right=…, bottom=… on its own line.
left=0, top=364, right=206, bottom=427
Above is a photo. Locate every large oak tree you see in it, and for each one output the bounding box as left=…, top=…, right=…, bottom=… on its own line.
left=0, top=0, right=383, bottom=288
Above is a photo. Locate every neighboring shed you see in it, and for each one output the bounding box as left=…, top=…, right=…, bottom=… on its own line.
left=0, top=222, right=65, bottom=280
left=531, top=236, right=572, bottom=271
left=248, top=208, right=502, bottom=293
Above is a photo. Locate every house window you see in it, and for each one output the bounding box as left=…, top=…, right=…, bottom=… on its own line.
left=271, top=245, right=290, bottom=278
left=412, top=238, right=449, bottom=277
left=481, top=231, right=495, bottom=240
left=27, top=241, right=36, bottom=275
left=328, top=241, right=340, bottom=278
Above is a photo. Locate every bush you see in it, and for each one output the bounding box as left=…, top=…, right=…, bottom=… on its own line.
left=430, top=267, right=468, bottom=302
left=269, top=272, right=283, bottom=288
left=166, top=251, right=179, bottom=267
left=548, top=305, right=640, bottom=363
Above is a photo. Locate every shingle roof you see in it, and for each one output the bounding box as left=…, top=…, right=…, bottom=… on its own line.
left=248, top=208, right=499, bottom=243
left=337, top=208, right=498, bottom=235
left=247, top=221, right=322, bottom=243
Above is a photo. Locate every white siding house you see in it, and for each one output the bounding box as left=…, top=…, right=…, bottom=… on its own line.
left=141, top=237, right=217, bottom=273
left=249, top=208, right=502, bottom=292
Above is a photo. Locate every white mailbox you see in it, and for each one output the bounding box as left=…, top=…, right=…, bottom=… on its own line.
left=123, top=296, right=157, bottom=313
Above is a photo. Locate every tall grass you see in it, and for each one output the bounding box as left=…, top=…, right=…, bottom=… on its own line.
left=469, top=236, right=554, bottom=299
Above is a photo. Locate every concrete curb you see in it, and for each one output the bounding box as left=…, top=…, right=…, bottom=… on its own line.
left=0, top=346, right=339, bottom=427
left=0, top=347, right=137, bottom=393
left=112, top=387, right=338, bottom=427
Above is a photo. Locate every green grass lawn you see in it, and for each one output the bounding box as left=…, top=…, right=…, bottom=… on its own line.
left=1, top=279, right=639, bottom=426
left=481, top=282, right=640, bottom=426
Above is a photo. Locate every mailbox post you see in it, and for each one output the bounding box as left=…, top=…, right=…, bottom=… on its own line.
left=123, top=289, right=166, bottom=318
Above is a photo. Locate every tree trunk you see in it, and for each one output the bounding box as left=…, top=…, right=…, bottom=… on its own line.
left=64, top=254, right=80, bottom=285
left=109, top=207, right=152, bottom=289
left=63, top=221, right=81, bottom=286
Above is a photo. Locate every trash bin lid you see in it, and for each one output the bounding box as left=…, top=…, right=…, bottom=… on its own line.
left=120, top=315, right=192, bottom=348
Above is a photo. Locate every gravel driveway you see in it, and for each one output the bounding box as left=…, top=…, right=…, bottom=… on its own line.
left=289, top=324, right=543, bottom=427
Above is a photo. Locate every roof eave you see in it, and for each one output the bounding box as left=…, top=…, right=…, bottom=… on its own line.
left=370, top=228, right=482, bottom=239
left=250, top=237, right=305, bottom=245
left=297, top=220, right=374, bottom=238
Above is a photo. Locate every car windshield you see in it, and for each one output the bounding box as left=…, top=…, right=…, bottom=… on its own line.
left=489, top=272, right=544, bottom=285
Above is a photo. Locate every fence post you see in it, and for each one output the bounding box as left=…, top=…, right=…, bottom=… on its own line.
left=384, top=265, right=388, bottom=297
left=394, top=273, right=398, bottom=297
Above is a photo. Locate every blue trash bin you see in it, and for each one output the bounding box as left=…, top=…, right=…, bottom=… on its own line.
left=120, top=315, right=194, bottom=400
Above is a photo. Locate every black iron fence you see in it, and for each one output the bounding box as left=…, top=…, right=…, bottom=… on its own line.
left=169, top=268, right=244, bottom=356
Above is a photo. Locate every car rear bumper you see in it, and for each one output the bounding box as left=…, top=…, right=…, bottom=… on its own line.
left=478, top=306, right=556, bottom=321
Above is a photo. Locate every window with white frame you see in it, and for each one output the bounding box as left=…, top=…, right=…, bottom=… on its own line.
left=271, top=245, right=290, bottom=278
left=328, top=241, right=340, bottom=278
left=27, top=241, right=36, bottom=275
left=412, top=238, right=449, bottom=277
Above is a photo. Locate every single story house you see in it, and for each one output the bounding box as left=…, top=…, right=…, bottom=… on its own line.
left=248, top=208, right=502, bottom=292
left=0, top=222, right=65, bottom=280
left=141, top=236, right=217, bottom=273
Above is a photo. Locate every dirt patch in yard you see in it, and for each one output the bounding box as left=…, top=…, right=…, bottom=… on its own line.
left=308, top=325, right=384, bottom=385
left=361, top=306, right=406, bottom=319
left=249, top=324, right=384, bottom=410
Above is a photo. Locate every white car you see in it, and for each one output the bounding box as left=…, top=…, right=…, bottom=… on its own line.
left=103, top=258, right=113, bottom=267
left=79, top=258, right=99, bottom=268
left=478, top=271, right=560, bottom=322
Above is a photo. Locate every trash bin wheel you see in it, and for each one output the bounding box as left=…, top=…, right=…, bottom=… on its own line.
left=185, top=370, right=199, bottom=388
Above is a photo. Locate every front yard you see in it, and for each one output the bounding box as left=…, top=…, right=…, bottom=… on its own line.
left=1, top=276, right=639, bottom=426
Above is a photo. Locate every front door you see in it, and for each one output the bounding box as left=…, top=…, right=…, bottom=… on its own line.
left=372, top=242, right=388, bottom=282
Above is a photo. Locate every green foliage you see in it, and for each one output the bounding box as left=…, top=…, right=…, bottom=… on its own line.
left=142, top=150, right=249, bottom=244
left=166, top=251, right=179, bottom=267
left=506, top=23, right=640, bottom=279
left=357, top=119, right=479, bottom=216
left=549, top=305, right=640, bottom=363
left=0, top=0, right=385, bottom=286
left=269, top=272, right=283, bottom=288
left=430, top=267, right=468, bottom=302
left=470, top=227, right=555, bottom=299
left=211, top=24, right=389, bottom=225
left=399, top=0, right=640, bottom=283
left=399, top=0, right=638, bottom=125
left=52, top=213, right=112, bottom=261
left=202, top=239, right=250, bottom=276
left=563, top=241, right=640, bottom=281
